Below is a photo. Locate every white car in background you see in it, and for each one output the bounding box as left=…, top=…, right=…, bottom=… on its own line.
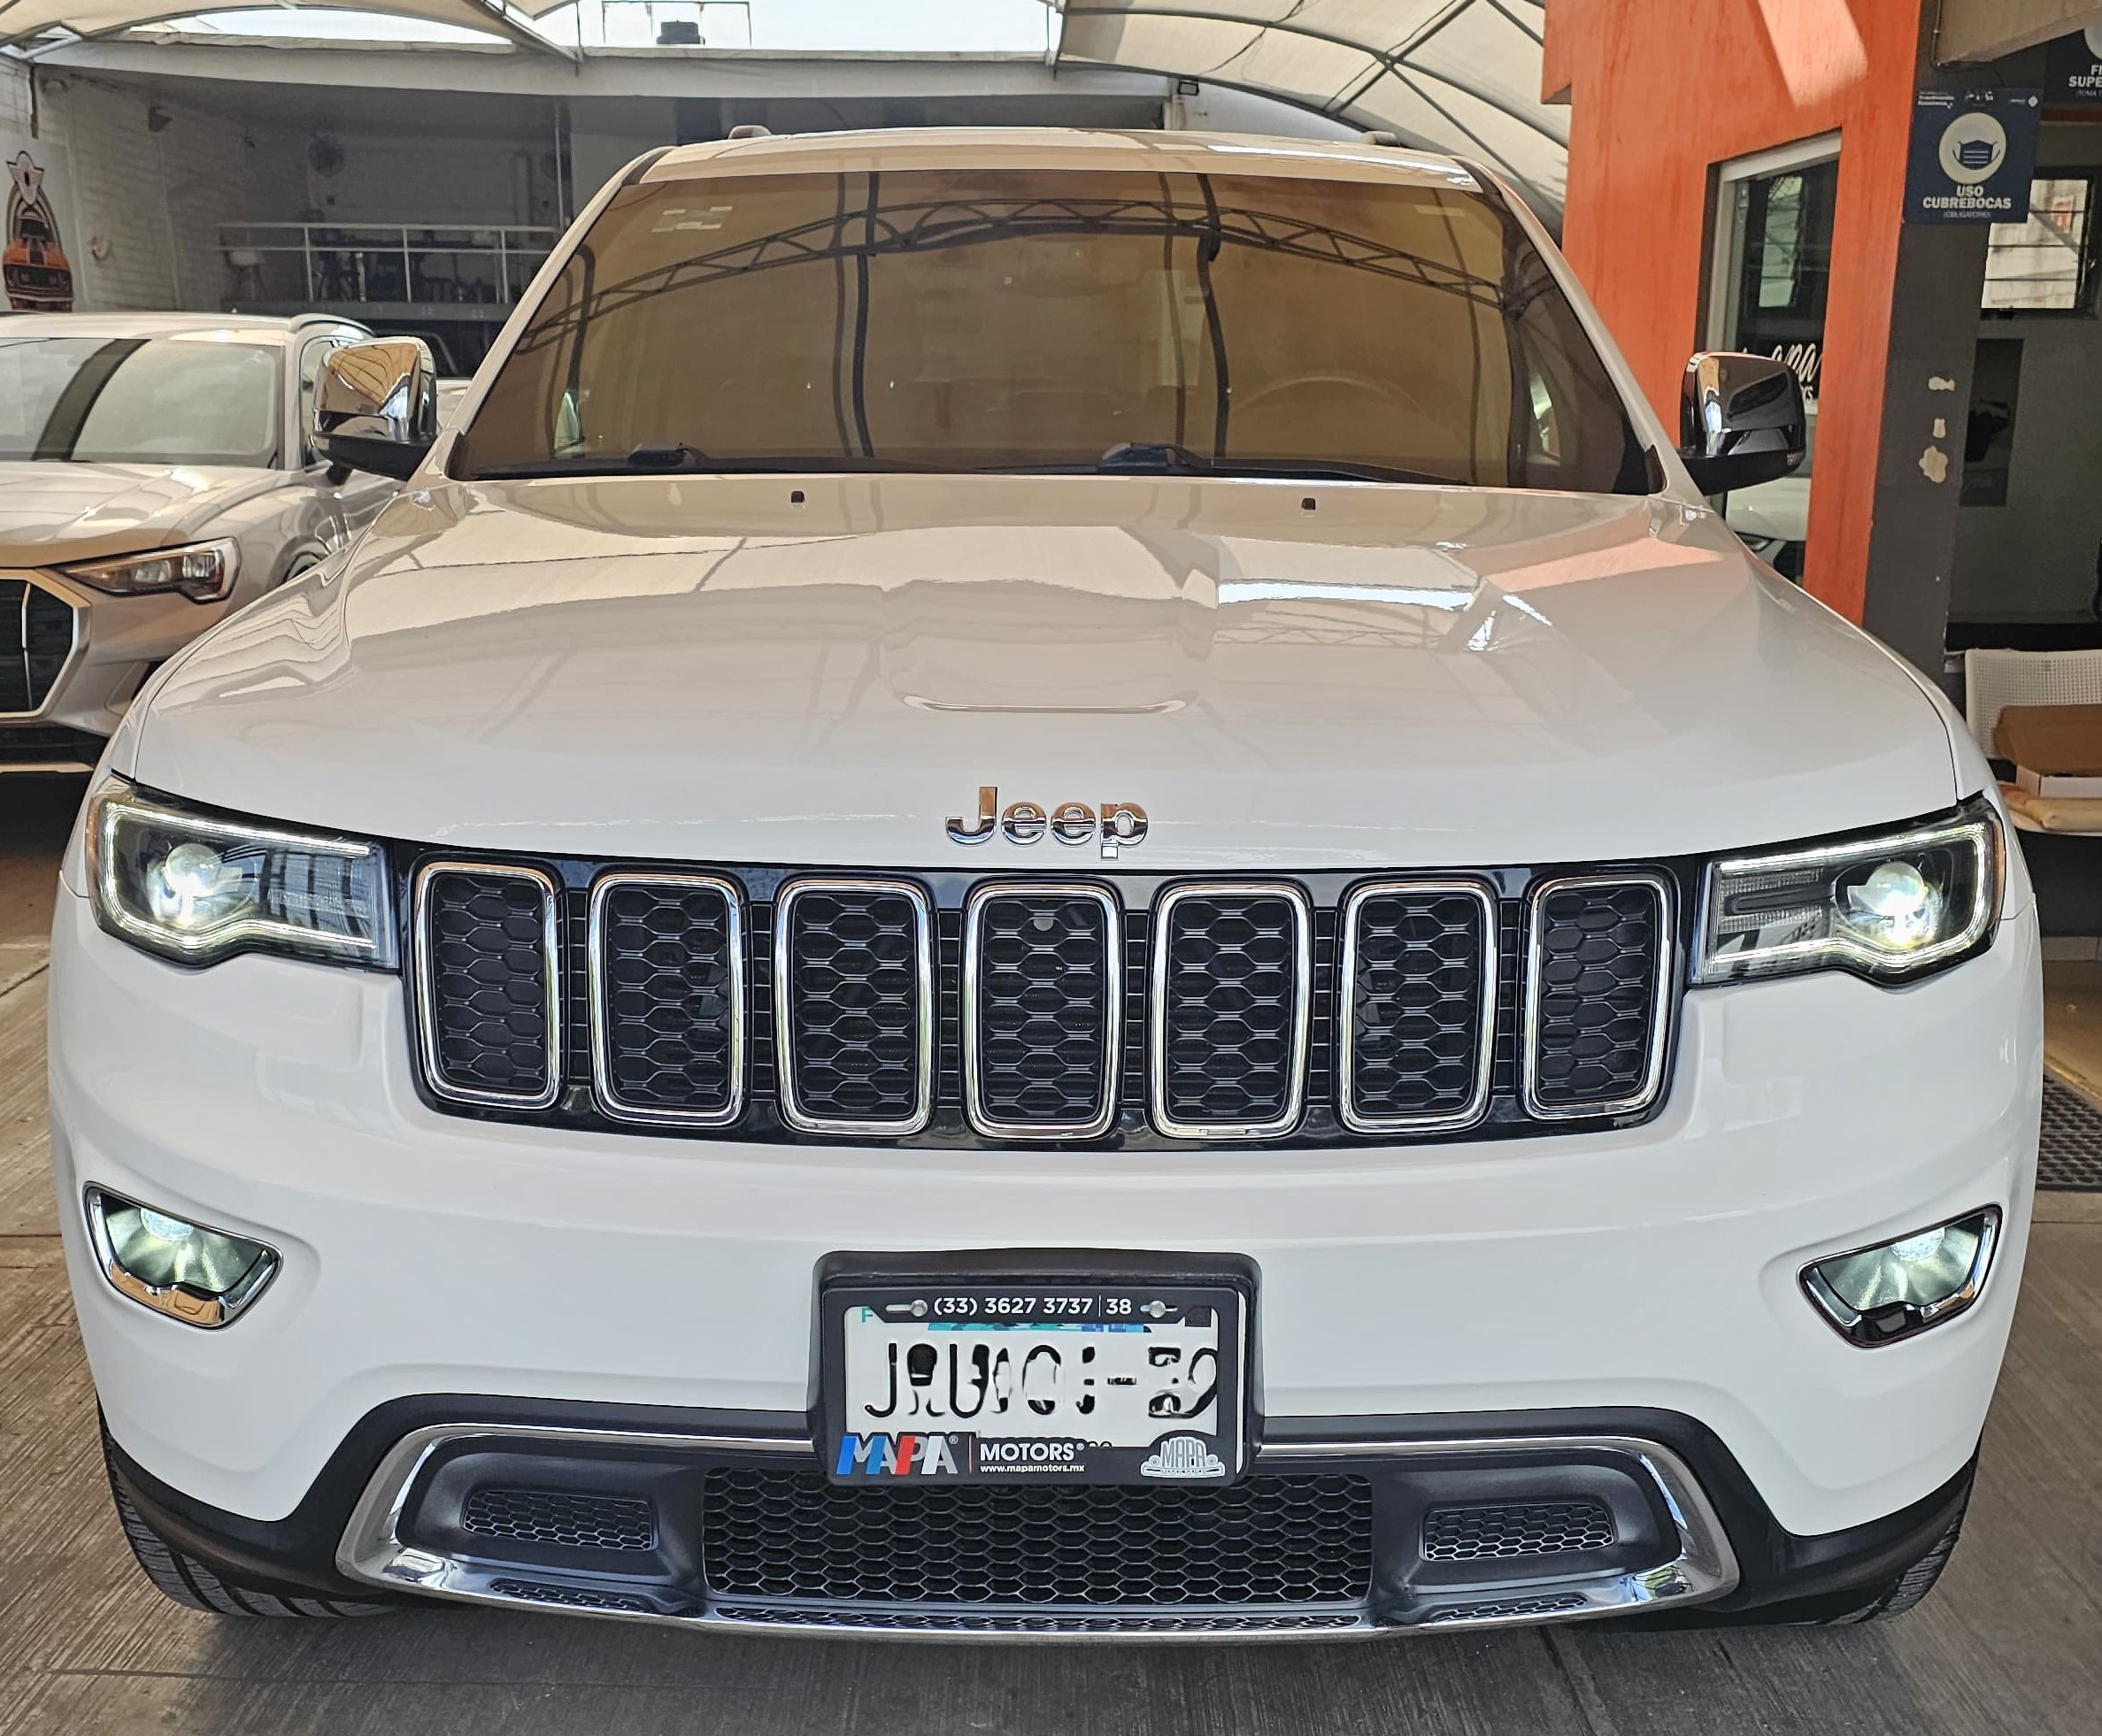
left=0, top=312, right=399, bottom=774
left=51, top=130, right=2038, bottom=1640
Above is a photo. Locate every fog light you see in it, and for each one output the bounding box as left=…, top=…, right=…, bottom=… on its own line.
left=85, top=1187, right=279, bottom=1328
left=1801, top=1208, right=1999, bottom=1348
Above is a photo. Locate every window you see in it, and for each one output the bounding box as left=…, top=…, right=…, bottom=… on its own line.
left=1982, top=176, right=2098, bottom=313
left=297, top=335, right=348, bottom=465
left=1706, top=139, right=1837, bottom=584
left=0, top=334, right=281, bottom=467
left=462, top=168, right=1651, bottom=495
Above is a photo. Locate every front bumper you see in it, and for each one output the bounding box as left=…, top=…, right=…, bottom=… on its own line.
left=2, top=567, right=235, bottom=770
left=50, top=884, right=2039, bottom=1609
left=101, top=1393, right=1977, bottom=1636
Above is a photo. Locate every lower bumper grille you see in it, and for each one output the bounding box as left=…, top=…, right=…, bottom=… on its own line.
left=350, top=1425, right=1738, bottom=1637
left=711, top=1605, right=1369, bottom=1633
left=1421, top=1498, right=1615, bottom=1562
left=462, top=1486, right=657, bottom=1552
left=700, top=1465, right=1374, bottom=1609
left=0, top=723, right=103, bottom=767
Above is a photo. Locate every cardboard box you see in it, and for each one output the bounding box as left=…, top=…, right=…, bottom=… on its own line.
left=1995, top=703, right=2102, bottom=796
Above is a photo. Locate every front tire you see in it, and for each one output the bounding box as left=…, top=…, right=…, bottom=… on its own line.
left=102, top=1424, right=389, bottom=1619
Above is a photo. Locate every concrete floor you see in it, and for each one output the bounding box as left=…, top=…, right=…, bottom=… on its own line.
left=3, top=777, right=2099, bottom=1736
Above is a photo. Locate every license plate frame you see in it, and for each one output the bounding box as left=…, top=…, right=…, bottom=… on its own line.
left=819, top=1264, right=1251, bottom=1487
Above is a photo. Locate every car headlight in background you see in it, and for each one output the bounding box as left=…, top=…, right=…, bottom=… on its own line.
left=63, top=537, right=240, bottom=602
left=87, top=778, right=395, bottom=967
left=1694, top=802, right=2003, bottom=985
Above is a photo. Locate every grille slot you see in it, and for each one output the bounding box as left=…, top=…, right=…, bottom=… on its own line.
left=774, top=880, right=935, bottom=1134
left=486, top=1579, right=656, bottom=1613
left=700, top=1465, right=1374, bottom=1609
left=1425, top=1592, right=1590, bottom=1624
left=1150, top=882, right=1313, bottom=1139
left=1339, top=880, right=1497, bottom=1133
left=463, top=1486, right=658, bottom=1552
left=963, top=883, right=1120, bottom=1139
left=1421, top=1499, right=1615, bottom=1562
left=1524, top=874, right=1672, bottom=1118
left=712, top=1606, right=1366, bottom=1633
left=589, top=873, right=744, bottom=1126
left=414, top=864, right=560, bottom=1108
left=2, top=577, right=78, bottom=717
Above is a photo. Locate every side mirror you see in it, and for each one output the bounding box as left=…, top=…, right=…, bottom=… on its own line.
left=314, top=338, right=439, bottom=481
left=1679, top=352, right=1806, bottom=496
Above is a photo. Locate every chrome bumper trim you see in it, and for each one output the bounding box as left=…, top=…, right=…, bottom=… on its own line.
left=336, top=1422, right=1739, bottom=1640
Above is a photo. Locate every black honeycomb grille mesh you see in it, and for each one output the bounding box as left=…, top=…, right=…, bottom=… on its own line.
left=1529, top=881, right=1666, bottom=1110
left=597, top=880, right=738, bottom=1117
left=782, top=887, right=925, bottom=1125
left=463, top=1486, right=658, bottom=1552
left=1347, top=888, right=1490, bottom=1124
left=1159, top=894, right=1303, bottom=1127
left=973, top=893, right=1113, bottom=1128
left=1421, top=1499, right=1615, bottom=1562
left=486, top=1579, right=655, bottom=1612
left=413, top=864, right=1682, bottom=1144
left=701, top=1466, right=1374, bottom=1608
left=423, top=871, right=553, bottom=1099
left=2, top=579, right=77, bottom=714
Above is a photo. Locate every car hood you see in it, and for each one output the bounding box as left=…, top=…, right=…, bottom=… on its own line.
left=130, top=474, right=1958, bottom=869
left=0, top=462, right=286, bottom=565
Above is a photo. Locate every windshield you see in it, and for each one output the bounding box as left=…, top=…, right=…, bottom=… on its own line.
left=462, top=167, right=1649, bottom=493
left=0, top=334, right=281, bottom=467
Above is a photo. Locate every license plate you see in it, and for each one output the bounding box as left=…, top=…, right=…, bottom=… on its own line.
left=820, top=1278, right=1248, bottom=1486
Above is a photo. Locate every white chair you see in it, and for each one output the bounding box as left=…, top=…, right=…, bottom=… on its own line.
left=1962, top=647, right=2102, bottom=757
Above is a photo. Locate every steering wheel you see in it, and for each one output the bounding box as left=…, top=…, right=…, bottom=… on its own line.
left=1231, top=373, right=1424, bottom=422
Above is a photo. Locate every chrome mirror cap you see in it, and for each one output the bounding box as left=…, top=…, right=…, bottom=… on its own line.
left=1679, top=351, right=1806, bottom=497
left=315, top=337, right=439, bottom=480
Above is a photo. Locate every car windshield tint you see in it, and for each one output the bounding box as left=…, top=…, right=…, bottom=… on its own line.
left=0, top=335, right=281, bottom=466
left=462, top=167, right=1650, bottom=494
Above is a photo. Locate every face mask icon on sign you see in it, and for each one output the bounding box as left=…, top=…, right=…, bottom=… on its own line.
left=1937, top=113, right=2007, bottom=187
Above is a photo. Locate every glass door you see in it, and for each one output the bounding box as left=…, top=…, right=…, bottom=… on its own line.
left=1706, top=135, right=1839, bottom=582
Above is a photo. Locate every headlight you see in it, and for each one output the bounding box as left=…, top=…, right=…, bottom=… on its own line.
left=87, top=778, right=395, bottom=968
left=63, top=537, right=239, bottom=602
left=1694, top=801, right=2002, bottom=985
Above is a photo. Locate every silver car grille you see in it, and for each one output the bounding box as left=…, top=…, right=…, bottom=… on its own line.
left=1, top=575, right=81, bottom=718
left=408, top=864, right=1678, bottom=1146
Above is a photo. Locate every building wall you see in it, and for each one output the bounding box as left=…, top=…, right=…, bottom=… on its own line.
left=291, top=127, right=564, bottom=230
left=1953, top=119, right=2102, bottom=622
left=9, top=70, right=304, bottom=313
left=1541, top=0, right=1929, bottom=623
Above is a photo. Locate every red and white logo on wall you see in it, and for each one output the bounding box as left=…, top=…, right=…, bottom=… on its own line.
left=5, top=145, right=74, bottom=312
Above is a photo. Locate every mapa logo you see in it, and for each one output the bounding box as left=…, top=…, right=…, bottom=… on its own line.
left=835, top=1432, right=967, bottom=1477
left=1139, top=1435, right=1226, bottom=1479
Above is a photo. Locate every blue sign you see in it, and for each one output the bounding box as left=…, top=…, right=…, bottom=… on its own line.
left=2045, top=27, right=2102, bottom=104
left=1905, top=85, right=2041, bottom=225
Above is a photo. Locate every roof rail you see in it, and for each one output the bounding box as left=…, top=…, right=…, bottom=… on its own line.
left=726, top=124, right=774, bottom=141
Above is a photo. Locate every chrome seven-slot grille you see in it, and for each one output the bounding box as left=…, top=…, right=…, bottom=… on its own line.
left=408, top=863, right=1677, bottom=1147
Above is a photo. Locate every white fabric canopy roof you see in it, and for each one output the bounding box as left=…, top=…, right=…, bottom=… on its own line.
left=0, top=0, right=559, bottom=52
left=1049, top=1, right=1565, bottom=223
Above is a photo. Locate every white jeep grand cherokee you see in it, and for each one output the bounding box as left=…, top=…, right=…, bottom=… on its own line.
left=51, top=129, right=2040, bottom=1637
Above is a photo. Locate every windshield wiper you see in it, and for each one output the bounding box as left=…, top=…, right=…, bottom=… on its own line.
left=470, top=449, right=943, bottom=480
left=997, top=442, right=1456, bottom=487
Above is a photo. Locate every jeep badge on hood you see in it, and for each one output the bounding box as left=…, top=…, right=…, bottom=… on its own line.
left=945, top=787, right=1149, bottom=853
